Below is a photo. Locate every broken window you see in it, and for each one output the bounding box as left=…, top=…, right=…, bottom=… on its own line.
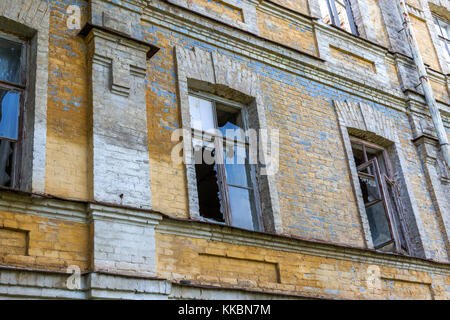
left=188, top=92, right=262, bottom=231
left=433, top=15, right=450, bottom=69
left=351, top=137, right=411, bottom=255
left=318, top=0, right=358, bottom=35
left=0, top=35, right=26, bottom=188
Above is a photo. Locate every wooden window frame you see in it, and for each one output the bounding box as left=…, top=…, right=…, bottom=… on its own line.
left=324, top=0, right=359, bottom=36
left=433, top=15, right=450, bottom=67
left=350, top=136, right=411, bottom=255
left=0, top=32, right=28, bottom=189
left=189, top=89, right=264, bottom=232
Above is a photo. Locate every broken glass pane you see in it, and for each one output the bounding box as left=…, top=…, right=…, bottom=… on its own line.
left=188, top=95, right=215, bottom=133
left=358, top=172, right=381, bottom=204
left=215, top=102, right=245, bottom=141
left=366, top=200, right=393, bottom=248
left=195, top=146, right=225, bottom=223
left=0, top=89, right=20, bottom=141
left=0, top=38, right=22, bottom=84
left=224, top=143, right=251, bottom=188
left=228, top=185, right=257, bottom=231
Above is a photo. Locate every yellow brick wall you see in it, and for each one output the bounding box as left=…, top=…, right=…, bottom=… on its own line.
left=366, top=0, right=390, bottom=48
left=330, top=45, right=377, bottom=73
left=156, top=232, right=450, bottom=299
left=143, top=20, right=448, bottom=251
left=410, top=14, right=442, bottom=72
left=259, top=77, right=368, bottom=247
left=257, top=10, right=317, bottom=56
left=386, top=59, right=401, bottom=89
left=191, top=0, right=244, bottom=22
left=146, top=28, right=190, bottom=219
left=268, top=0, right=310, bottom=15
left=406, top=0, right=422, bottom=9
left=430, top=79, right=450, bottom=103
left=45, top=1, right=90, bottom=201
left=0, top=211, right=90, bottom=271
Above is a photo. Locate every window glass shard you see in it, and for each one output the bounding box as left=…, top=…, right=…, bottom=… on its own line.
left=224, top=143, right=251, bottom=188
left=0, top=39, right=22, bottom=84
left=228, top=185, right=257, bottom=230
left=188, top=95, right=215, bottom=133
left=195, top=146, right=225, bottom=222
left=0, top=89, right=20, bottom=141
left=366, top=200, right=393, bottom=248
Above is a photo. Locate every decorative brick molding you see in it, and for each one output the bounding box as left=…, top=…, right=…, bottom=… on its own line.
left=88, top=203, right=163, bottom=277
left=0, top=0, right=50, bottom=193
left=165, top=0, right=259, bottom=35
left=82, top=26, right=158, bottom=209
left=174, top=46, right=283, bottom=234
left=411, top=113, right=450, bottom=258
left=334, top=100, right=398, bottom=142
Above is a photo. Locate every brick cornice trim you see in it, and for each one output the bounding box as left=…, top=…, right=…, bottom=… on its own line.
left=156, top=217, right=450, bottom=276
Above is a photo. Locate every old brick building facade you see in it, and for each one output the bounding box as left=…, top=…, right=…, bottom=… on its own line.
left=0, top=0, right=449, bottom=299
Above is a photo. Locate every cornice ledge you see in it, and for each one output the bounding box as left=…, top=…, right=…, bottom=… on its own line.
left=257, top=0, right=315, bottom=27
left=142, top=2, right=411, bottom=110
left=95, top=0, right=150, bottom=13
left=79, top=22, right=160, bottom=59
left=157, top=217, right=450, bottom=275
left=314, top=20, right=389, bottom=58
left=88, top=203, right=163, bottom=226
left=0, top=190, right=87, bottom=223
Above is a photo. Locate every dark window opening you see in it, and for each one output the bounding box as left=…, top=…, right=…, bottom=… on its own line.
left=188, top=93, right=262, bottom=231
left=351, top=137, right=411, bottom=255
left=195, top=147, right=225, bottom=223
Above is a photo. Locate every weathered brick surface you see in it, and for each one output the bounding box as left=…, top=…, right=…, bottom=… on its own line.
left=0, top=0, right=448, bottom=299
left=257, top=9, right=317, bottom=56
left=330, top=45, right=377, bottom=74
left=45, top=0, right=90, bottom=200
left=409, top=13, right=442, bottom=72
left=0, top=210, right=89, bottom=271
left=156, top=232, right=450, bottom=299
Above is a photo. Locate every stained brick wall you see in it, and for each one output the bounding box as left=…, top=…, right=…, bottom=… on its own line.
left=269, top=0, right=310, bottom=15
left=0, top=0, right=448, bottom=299
left=0, top=210, right=89, bottom=271
left=257, top=9, right=317, bottom=56
left=45, top=0, right=90, bottom=200
left=410, top=13, right=442, bottom=72
left=141, top=3, right=449, bottom=258
left=156, top=231, right=450, bottom=299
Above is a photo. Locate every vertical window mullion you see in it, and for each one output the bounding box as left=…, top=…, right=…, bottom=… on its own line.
left=373, top=158, right=402, bottom=253
left=385, top=175, right=411, bottom=254
left=12, top=89, right=26, bottom=188
left=327, top=0, right=340, bottom=27
left=344, top=0, right=358, bottom=35
left=212, top=101, right=233, bottom=226
left=242, top=106, right=263, bottom=232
